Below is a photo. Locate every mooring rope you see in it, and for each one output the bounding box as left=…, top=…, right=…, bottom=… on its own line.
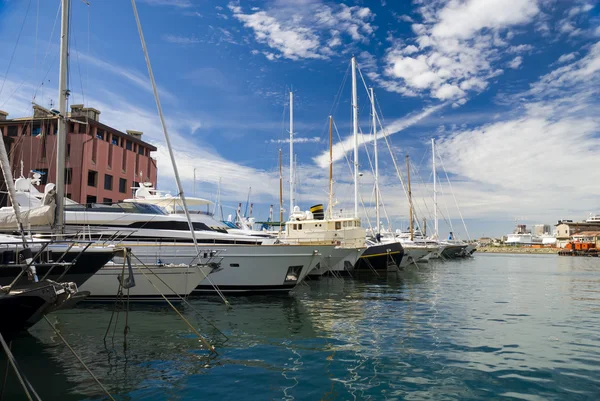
left=43, top=316, right=116, bottom=401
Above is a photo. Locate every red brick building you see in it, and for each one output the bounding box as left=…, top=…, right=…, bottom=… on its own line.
left=0, top=104, right=157, bottom=205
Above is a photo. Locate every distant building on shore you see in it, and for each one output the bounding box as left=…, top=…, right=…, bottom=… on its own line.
left=0, top=104, right=158, bottom=205
left=555, top=219, right=600, bottom=248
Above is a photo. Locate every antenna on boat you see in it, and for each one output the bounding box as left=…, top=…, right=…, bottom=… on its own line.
left=351, top=56, right=359, bottom=218
left=279, top=148, right=283, bottom=234
left=370, top=87, right=379, bottom=234
left=432, top=138, right=438, bottom=239
left=328, top=115, right=334, bottom=219
left=406, top=154, right=414, bottom=242
left=55, top=0, right=70, bottom=234
left=289, top=91, right=294, bottom=217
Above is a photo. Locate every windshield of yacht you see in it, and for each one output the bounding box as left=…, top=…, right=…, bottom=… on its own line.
left=65, top=202, right=168, bottom=215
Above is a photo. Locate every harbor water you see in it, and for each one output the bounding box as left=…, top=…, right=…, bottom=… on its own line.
left=4, top=254, right=600, bottom=400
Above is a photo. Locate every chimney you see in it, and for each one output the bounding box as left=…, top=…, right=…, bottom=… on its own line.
left=32, top=104, right=52, bottom=118
left=0, top=110, right=7, bottom=121
left=70, top=104, right=100, bottom=121
left=126, top=130, right=143, bottom=140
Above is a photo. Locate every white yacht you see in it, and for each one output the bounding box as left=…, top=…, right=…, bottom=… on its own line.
left=1, top=178, right=323, bottom=295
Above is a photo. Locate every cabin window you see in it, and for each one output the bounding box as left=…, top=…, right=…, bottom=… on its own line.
left=87, top=170, right=98, bottom=187
left=104, top=174, right=113, bottom=190
left=343, top=221, right=348, bottom=227
left=298, top=224, right=302, bottom=230
left=119, top=178, right=127, bottom=193
left=335, top=222, right=341, bottom=230
left=293, top=224, right=297, bottom=230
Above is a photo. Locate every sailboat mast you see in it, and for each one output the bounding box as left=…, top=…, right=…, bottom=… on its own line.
left=279, top=148, right=283, bottom=233
left=371, top=87, right=379, bottom=233
left=289, top=91, right=294, bottom=216
left=432, top=138, right=438, bottom=239
left=55, top=0, right=70, bottom=233
left=406, top=154, right=413, bottom=241
left=351, top=56, right=359, bottom=218
left=328, top=115, right=333, bottom=219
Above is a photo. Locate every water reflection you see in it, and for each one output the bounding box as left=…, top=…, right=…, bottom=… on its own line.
left=2, top=255, right=599, bottom=400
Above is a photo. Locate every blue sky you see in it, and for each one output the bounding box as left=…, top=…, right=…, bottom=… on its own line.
left=0, top=0, right=599, bottom=238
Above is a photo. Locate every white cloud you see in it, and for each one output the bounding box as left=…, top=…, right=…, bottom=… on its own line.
left=556, top=52, right=578, bottom=64
left=313, top=103, right=447, bottom=168
left=379, top=0, right=540, bottom=101
left=138, top=0, right=192, bottom=8
left=507, top=44, right=533, bottom=53
left=567, top=3, right=594, bottom=17
left=435, top=40, right=600, bottom=221
left=229, top=2, right=375, bottom=60
left=162, top=34, right=200, bottom=44
left=269, top=137, right=322, bottom=144
left=508, top=56, right=523, bottom=69
left=431, top=0, right=539, bottom=39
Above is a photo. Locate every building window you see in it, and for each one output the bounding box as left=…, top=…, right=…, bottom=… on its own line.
left=7, top=126, right=17, bottom=137
left=104, top=174, right=113, bottom=190
left=69, top=123, right=75, bottom=133
left=138, top=146, right=145, bottom=155
left=86, top=195, right=97, bottom=205
left=96, top=129, right=104, bottom=140
left=125, top=140, right=132, bottom=151
left=87, top=170, right=97, bottom=187
left=65, top=193, right=71, bottom=200
left=78, top=123, right=86, bottom=134
left=103, top=198, right=112, bottom=204
left=111, top=136, right=119, bottom=146
left=65, top=168, right=72, bottom=185
left=31, top=123, right=42, bottom=137
left=35, top=168, right=49, bottom=185
left=119, top=178, right=127, bottom=193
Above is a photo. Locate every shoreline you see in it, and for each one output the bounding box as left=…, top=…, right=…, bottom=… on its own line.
left=477, top=247, right=558, bottom=255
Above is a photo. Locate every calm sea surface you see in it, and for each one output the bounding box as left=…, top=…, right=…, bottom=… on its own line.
left=4, top=254, right=600, bottom=400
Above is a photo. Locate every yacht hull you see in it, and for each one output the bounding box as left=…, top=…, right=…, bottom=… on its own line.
left=441, top=244, right=468, bottom=259
left=308, top=246, right=364, bottom=277
left=399, top=247, right=432, bottom=268
left=0, top=247, right=115, bottom=288
left=354, top=242, right=404, bottom=271
left=194, top=245, right=321, bottom=294
left=81, top=264, right=213, bottom=302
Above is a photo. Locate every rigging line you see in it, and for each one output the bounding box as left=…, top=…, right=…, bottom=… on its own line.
left=32, top=0, right=39, bottom=100
left=130, top=253, right=229, bottom=342
left=33, top=0, right=62, bottom=100
left=0, top=0, right=33, bottom=100
left=43, top=316, right=116, bottom=401
left=130, top=0, right=230, bottom=307
left=70, top=15, right=86, bottom=105
left=435, top=175, right=455, bottom=232
left=0, top=333, right=40, bottom=401
left=436, top=144, right=471, bottom=240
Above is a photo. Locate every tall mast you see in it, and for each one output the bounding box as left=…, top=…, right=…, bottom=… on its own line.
left=55, top=0, right=70, bottom=233
left=328, top=115, right=333, bottom=219
left=351, top=56, right=359, bottom=218
left=279, top=149, right=283, bottom=233
left=371, top=87, right=379, bottom=233
left=406, top=154, right=413, bottom=241
left=289, top=91, right=294, bottom=216
left=432, top=138, right=438, bottom=239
